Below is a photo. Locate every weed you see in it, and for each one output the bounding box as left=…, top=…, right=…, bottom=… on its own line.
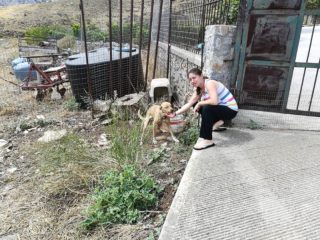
left=172, top=143, right=188, bottom=154
left=63, top=97, right=79, bottom=111
left=82, top=165, right=159, bottom=230
left=148, top=145, right=169, bottom=165
left=108, top=121, right=141, bottom=166
left=147, top=231, right=156, bottom=240
left=19, top=121, right=34, bottom=131
left=179, top=122, right=199, bottom=146
left=34, top=119, right=56, bottom=128
left=247, top=119, right=263, bottom=130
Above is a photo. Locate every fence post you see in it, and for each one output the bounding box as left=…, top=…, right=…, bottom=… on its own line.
left=79, top=0, right=93, bottom=118
left=202, top=25, right=236, bottom=87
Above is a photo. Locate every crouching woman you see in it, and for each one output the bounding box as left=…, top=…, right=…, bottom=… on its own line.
left=174, top=68, right=238, bottom=150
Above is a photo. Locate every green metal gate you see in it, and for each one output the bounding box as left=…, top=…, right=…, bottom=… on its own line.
left=232, top=0, right=320, bottom=116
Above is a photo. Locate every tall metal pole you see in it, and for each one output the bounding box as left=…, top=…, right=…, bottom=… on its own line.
left=79, top=0, right=93, bottom=117
left=166, top=0, right=173, bottom=80
left=144, top=0, right=155, bottom=90
left=200, top=0, right=206, bottom=70
left=153, top=0, right=164, bottom=79
left=138, top=0, right=145, bottom=90
left=108, top=0, right=113, bottom=98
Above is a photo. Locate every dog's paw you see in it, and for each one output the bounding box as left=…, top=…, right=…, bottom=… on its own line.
left=140, top=141, right=143, bottom=146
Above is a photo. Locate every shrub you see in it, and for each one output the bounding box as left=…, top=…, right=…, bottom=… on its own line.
left=82, top=165, right=159, bottom=230
left=179, top=122, right=199, bottom=146
left=71, top=23, right=80, bottom=37
left=86, top=24, right=107, bottom=42
left=227, top=0, right=240, bottom=25
left=25, top=25, right=68, bottom=44
left=63, top=97, right=79, bottom=111
left=306, top=0, right=320, bottom=9
left=57, top=35, right=76, bottom=50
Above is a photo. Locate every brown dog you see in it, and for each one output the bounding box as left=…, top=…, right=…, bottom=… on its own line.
left=138, top=102, right=179, bottom=145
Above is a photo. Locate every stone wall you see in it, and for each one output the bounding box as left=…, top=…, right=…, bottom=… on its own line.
left=157, top=42, right=200, bottom=105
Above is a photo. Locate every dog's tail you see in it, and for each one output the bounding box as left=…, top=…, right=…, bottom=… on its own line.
left=137, top=109, right=145, bottom=120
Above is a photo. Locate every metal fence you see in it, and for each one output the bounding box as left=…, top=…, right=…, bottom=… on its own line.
left=160, top=0, right=232, bottom=54
left=69, top=0, right=156, bottom=109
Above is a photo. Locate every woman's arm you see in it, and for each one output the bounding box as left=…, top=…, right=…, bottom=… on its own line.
left=175, top=91, right=200, bottom=115
left=193, top=80, right=218, bottom=112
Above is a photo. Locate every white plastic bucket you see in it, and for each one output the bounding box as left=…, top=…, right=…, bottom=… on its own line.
left=170, top=115, right=186, bottom=133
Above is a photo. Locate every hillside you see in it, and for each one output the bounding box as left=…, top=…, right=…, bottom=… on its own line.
left=0, top=1, right=79, bottom=36
left=0, top=0, right=150, bottom=37
left=0, top=0, right=52, bottom=6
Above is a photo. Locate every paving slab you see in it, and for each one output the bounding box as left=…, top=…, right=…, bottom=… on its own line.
left=159, top=128, right=320, bottom=240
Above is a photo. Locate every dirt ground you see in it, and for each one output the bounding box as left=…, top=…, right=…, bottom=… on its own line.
left=0, top=38, right=191, bottom=239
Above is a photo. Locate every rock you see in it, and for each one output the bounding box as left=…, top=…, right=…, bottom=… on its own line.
left=93, top=99, right=112, bottom=112
left=37, top=129, right=67, bottom=142
left=161, top=142, right=168, bottom=148
left=7, top=166, right=17, bottom=174
left=113, top=92, right=148, bottom=119
left=50, top=88, right=62, bottom=100
left=15, top=126, right=21, bottom=134
left=0, top=139, right=8, bottom=148
left=0, top=234, right=19, bottom=240
left=98, top=133, right=109, bottom=146
left=36, top=115, right=45, bottom=120
left=101, top=119, right=113, bottom=125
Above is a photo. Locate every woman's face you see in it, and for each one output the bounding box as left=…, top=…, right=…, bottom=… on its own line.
left=188, top=73, right=203, bottom=88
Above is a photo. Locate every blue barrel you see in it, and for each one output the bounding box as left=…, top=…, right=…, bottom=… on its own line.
left=11, top=58, right=37, bottom=81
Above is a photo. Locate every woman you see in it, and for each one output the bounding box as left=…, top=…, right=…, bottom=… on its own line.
left=174, top=68, right=238, bottom=150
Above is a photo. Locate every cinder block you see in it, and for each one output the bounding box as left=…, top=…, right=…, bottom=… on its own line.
left=149, top=78, right=172, bottom=103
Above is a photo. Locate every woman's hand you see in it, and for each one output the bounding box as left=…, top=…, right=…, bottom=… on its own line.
left=194, top=102, right=202, bottom=113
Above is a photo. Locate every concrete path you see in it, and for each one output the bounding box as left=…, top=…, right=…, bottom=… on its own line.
left=159, top=128, right=320, bottom=240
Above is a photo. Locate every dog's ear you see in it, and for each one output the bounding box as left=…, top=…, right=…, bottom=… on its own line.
left=160, top=106, right=162, bottom=110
